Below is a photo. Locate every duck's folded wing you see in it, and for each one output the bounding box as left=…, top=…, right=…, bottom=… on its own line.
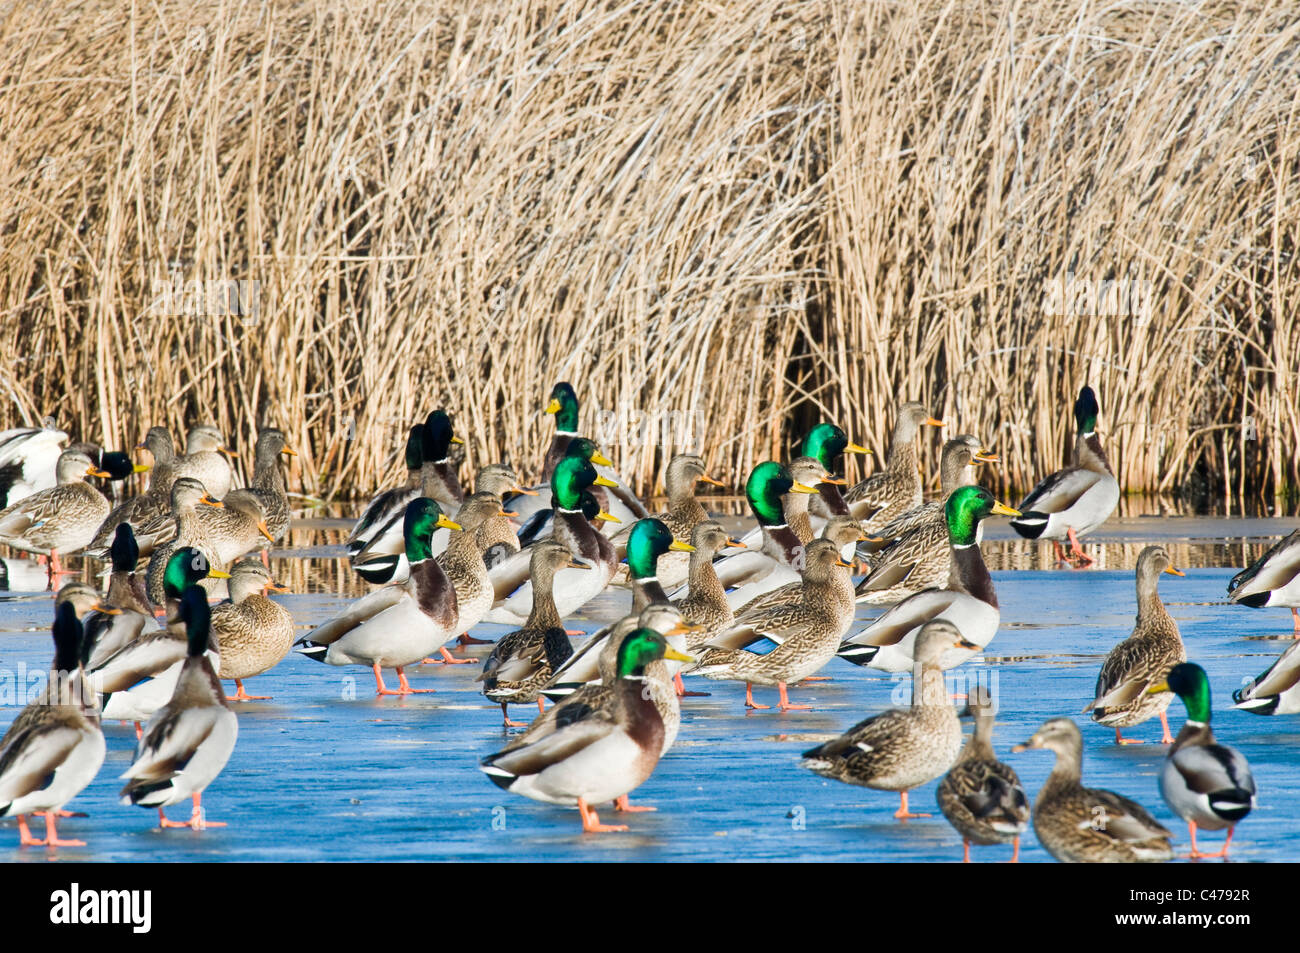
left=1239, top=640, right=1300, bottom=701
left=0, top=724, right=83, bottom=805
left=482, top=713, right=617, bottom=778
left=843, top=589, right=955, bottom=647
left=1086, top=789, right=1171, bottom=842
left=1085, top=642, right=1152, bottom=711
left=804, top=709, right=902, bottom=759
left=298, top=585, right=405, bottom=646
left=713, top=550, right=777, bottom=590
left=868, top=502, right=941, bottom=546
left=89, top=634, right=188, bottom=693
left=489, top=547, right=535, bottom=602
left=1229, top=530, right=1300, bottom=597
left=122, top=706, right=223, bottom=781
left=1171, top=744, right=1255, bottom=797
left=546, top=623, right=614, bottom=686
left=1016, top=466, right=1097, bottom=515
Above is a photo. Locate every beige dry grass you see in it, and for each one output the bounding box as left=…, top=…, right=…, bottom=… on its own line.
left=0, top=0, right=1295, bottom=505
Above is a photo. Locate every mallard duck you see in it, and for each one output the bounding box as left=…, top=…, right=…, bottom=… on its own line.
left=479, top=625, right=692, bottom=833
left=1010, top=386, right=1119, bottom=566
left=838, top=486, right=1018, bottom=672
left=82, top=524, right=157, bottom=670
left=119, top=586, right=237, bottom=831
left=1083, top=545, right=1185, bottom=744
left=0, top=424, right=68, bottom=508
left=296, top=498, right=462, bottom=695
left=1011, top=717, right=1173, bottom=863
left=54, top=581, right=103, bottom=619
left=194, top=488, right=276, bottom=566
left=610, top=453, right=723, bottom=588
left=92, top=548, right=229, bottom=731
left=693, top=538, right=855, bottom=711
left=172, top=424, right=235, bottom=500
left=211, top=557, right=294, bottom=702
left=0, top=449, right=112, bottom=582
left=423, top=492, right=512, bottom=663
left=733, top=456, right=829, bottom=551
left=937, top=688, right=1031, bottom=861
left=728, top=515, right=863, bottom=617
left=512, top=437, right=621, bottom=547
left=415, top=410, right=465, bottom=508
left=346, top=425, right=424, bottom=567
left=844, top=402, right=944, bottom=531
left=1148, top=663, right=1255, bottom=859
left=246, top=427, right=296, bottom=548
left=685, top=462, right=818, bottom=610
left=80, top=446, right=151, bottom=505
left=622, top=517, right=695, bottom=612
left=478, top=541, right=583, bottom=726
left=486, top=456, right=619, bottom=625
left=803, top=620, right=971, bottom=819
left=1227, top=528, right=1300, bottom=635
left=0, top=601, right=105, bottom=847
left=854, top=436, right=996, bottom=607
left=1233, top=638, right=1300, bottom=715
left=511, top=383, right=649, bottom=534
left=144, top=478, right=227, bottom=604
left=801, top=422, right=871, bottom=520
left=674, top=520, right=746, bottom=649
left=89, top=426, right=179, bottom=554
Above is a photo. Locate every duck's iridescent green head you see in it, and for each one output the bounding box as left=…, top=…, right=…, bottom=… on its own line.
left=1151, top=662, right=1212, bottom=724
left=801, top=423, right=869, bottom=471
left=553, top=455, right=614, bottom=511
left=163, top=547, right=229, bottom=601
left=422, top=411, right=457, bottom=463
left=545, top=382, right=579, bottom=433
left=178, top=585, right=212, bottom=658
left=625, top=518, right=693, bottom=580
left=403, top=497, right=461, bottom=563
left=1074, top=386, right=1099, bottom=436
left=746, top=461, right=793, bottom=526
left=944, top=486, right=1020, bottom=546
left=52, top=600, right=82, bottom=673
left=615, top=626, right=693, bottom=678
left=563, top=437, right=613, bottom=468
left=110, top=523, right=140, bottom=573
left=404, top=425, right=425, bottom=471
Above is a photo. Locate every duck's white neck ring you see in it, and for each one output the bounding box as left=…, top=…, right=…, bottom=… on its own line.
left=1081, top=431, right=1096, bottom=438
left=952, top=542, right=975, bottom=550
left=556, top=430, right=578, bottom=437
left=557, top=507, right=582, bottom=515
left=1184, top=719, right=1207, bottom=728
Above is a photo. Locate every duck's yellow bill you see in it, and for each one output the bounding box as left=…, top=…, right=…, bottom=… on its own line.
left=133, top=463, right=152, bottom=473
left=590, top=452, right=614, bottom=468
left=94, top=604, right=122, bottom=615
left=698, top=474, right=727, bottom=487
left=835, top=557, right=854, bottom=568
left=975, top=450, right=998, bottom=463
left=567, top=560, right=593, bottom=571
left=1165, top=567, right=1185, bottom=577
left=667, top=620, right=703, bottom=636
left=845, top=442, right=872, bottom=454
left=595, top=511, right=620, bottom=523
left=221, top=447, right=239, bottom=459
left=208, top=569, right=231, bottom=580
left=1147, top=681, right=1171, bottom=694
left=544, top=398, right=562, bottom=415
left=991, top=501, right=1021, bottom=517
left=925, top=417, right=945, bottom=427
left=266, top=582, right=291, bottom=594
left=437, top=516, right=463, bottom=531
left=663, top=647, right=695, bottom=664
left=257, top=521, right=274, bottom=541
left=511, top=486, right=539, bottom=496
left=820, top=474, right=847, bottom=486
left=726, top=538, right=747, bottom=549
left=451, top=436, right=465, bottom=445
left=199, top=496, right=224, bottom=508
left=593, top=474, right=619, bottom=488
left=790, top=482, right=819, bottom=495
left=281, top=447, right=298, bottom=457
left=86, top=467, right=112, bottom=478
left=669, top=541, right=695, bottom=553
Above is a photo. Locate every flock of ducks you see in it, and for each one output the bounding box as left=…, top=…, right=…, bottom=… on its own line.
left=0, top=382, right=1295, bottom=861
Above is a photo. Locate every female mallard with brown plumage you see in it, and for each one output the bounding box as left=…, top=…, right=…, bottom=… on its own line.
left=0, top=449, right=112, bottom=583
left=844, top=402, right=944, bottom=532
left=1012, top=717, right=1173, bottom=863
left=803, top=620, right=972, bottom=819
left=144, top=478, right=227, bottom=604
left=478, top=541, right=582, bottom=726
left=1083, top=545, right=1185, bottom=744
left=937, top=688, right=1031, bottom=862
left=610, top=453, right=724, bottom=588
left=245, top=427, right=297, bottom=552
left=693, top=539, right=855, bottom=711
left=211, top=557, right=294, bottom=702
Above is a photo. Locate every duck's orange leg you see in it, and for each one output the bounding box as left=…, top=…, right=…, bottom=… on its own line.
left=614, top=795, right=656, bottom=813
left=17, top=815, right=45, bottom=846
left=1159, top=710, right=1175, bottom=744
left=1066, top=528, right=1094, bottom=566
left=40, top=812, right=85, bottom=847
left=776, top=682, right=812, bottom=711
left=395, top=666, right=435, bottom=693
left=1114, top=727, right=1145, bottom=745
left=962, top=840, right=971, bottom=863
left=744, top=683, right=770, bottom=710
left=893, top=791, right=931, bottom=820
left=422, top=647, right=476, bottom=665
left=578, top=797, right=628, bottom=833
left=457, top=632, right=493, bottom=646
left=501, top=704, right=529, bottom=728
left=226, top=679, right=271, bottom=702
left=674, top=671, right=709, bottom=697
left=1008, top=836, right=1021, bottom=863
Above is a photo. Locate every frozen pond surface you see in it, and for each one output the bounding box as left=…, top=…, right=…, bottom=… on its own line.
left=1, top=513, right=1298, bottom=862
